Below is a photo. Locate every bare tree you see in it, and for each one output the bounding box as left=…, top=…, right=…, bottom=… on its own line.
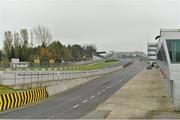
left=30, top=30, right=34, bottom=48
left=14, top=31, right=20, bottom=58
left=20, top=29, right=28, bottom=47
left=20, top=29, right=29, bottom=61
left=3, top=31, right=13, bottom=62
left=32, top=25, right=52, bottom=47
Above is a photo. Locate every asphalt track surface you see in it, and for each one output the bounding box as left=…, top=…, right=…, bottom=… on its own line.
left=0, top=61, right=145, bottom=119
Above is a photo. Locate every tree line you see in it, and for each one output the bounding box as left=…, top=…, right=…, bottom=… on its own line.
left=1, top=25, right=97, bottom=64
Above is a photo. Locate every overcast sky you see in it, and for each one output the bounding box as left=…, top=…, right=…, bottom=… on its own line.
left=1, top=0, right=180, bottom=53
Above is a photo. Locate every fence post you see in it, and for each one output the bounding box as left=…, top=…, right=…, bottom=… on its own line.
left=14, top=72, right=16, bottom=87
left=23, top=72, right=25, bottom=89
left=41, top=72, right=43, bottom=87
left=48, top=72, right=49, bottom=81
left=38, top=72, right=39, bottom=87
left=31, top=72, right=32, bottom=88
left=62, top=71, right=63, bottom=80
left=66, top=72, right=68, bottom=80
left=53, top=72, right=54, bottom=81
left=1, top=71, right=3, bottom=85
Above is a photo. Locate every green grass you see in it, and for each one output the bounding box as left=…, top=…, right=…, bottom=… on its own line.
left=0, top=85, right=34, bottom=95
left=0, top=85, right=43, bottom=95
left=72, top=61, right=119, bottom=71
left=0, top=85, right=16, bottom=95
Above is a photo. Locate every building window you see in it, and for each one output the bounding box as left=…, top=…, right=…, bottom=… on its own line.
left=148, top=59, right=156, bottom=61
left=148, top=54, right=156, bottom=56
left=166, top=40, right=180, bottom=63
left=148, top=49, right=156, bottom=52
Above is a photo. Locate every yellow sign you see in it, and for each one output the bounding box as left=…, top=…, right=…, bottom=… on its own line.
left=49, top=59, right=54, bottom=64
left=34, top=59, right=40, bottom=64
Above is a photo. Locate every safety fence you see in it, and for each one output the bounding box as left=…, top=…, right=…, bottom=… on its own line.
left=2, top=67, right=120, bottom=89
left=1, top=62, right=133, bottom=89
left=0, top=87, right=48, bottom=111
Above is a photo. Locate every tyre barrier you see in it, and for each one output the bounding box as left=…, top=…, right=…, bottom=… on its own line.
left=0, top=87, right=48, bottom=111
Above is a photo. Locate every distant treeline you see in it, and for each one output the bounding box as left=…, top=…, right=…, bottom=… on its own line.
left=1, top=25, right=97, bottom=64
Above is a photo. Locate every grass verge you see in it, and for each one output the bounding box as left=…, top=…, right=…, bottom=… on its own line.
left=0, top=85, right=16, bottom=95
left=72, top=61, right=119, bottom=71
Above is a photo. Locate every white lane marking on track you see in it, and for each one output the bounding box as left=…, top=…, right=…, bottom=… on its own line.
left=82, top=100, right=88, bottom=103
left=72, top=104, right=79, bottom=108
left=97, top=92, right=101, bottom=95
left=90, top=95, right=95, bottom=99
left=103, top=89, right=106, bottom=91
left=47, top=116, right=55, bottom=120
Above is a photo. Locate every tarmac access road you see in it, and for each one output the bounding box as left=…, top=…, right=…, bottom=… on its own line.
left=0, top=61, right=145, bottom=119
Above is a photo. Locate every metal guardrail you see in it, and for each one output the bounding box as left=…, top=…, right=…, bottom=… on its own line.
left=1, top=66, right=122, bottom=89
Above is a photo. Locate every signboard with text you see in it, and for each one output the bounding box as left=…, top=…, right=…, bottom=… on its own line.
left=34, top=59, right=40, bottom=64
left=49, top=59, right=54, bottom=64
left=11, top=58, right=19, bottom=63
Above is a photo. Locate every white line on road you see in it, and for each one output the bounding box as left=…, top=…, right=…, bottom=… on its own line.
left=103, top=89, right=106, bottom=91
left=72, top=104, right=79, bottom=109
left=47, top=116, right=55, bottom=120
left=107, top=86, right=110, bottom=89
left=82, top=100, right=88, bottom=103
left=90, top=95, right=95, bottom=99
left=97, top=92, right=101, bottom=95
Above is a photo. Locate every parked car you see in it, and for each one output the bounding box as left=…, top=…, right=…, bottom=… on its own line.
left=146, top=63, right=152, bottom=70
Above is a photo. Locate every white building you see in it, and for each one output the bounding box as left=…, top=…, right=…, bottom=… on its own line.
left=157, top=29, right=180, bottom=110
left=147, top=43, right=157, bottom=64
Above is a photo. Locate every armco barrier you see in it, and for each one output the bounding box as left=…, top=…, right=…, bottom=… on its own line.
left=0, top=87, right=48, bottom=111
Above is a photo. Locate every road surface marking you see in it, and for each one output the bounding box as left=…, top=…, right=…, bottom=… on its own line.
left=47, top=116, right=55, bottom=119
left=107, top=86, right=110, bottom=89
left=72, top=104, right=79, bottom=108
left=90, top=95, right=95, bottom=99
left=82, top=100, right=88, bottom=103
left=103, top=89, right=106, bottom=91
left=97, top=92, right=101, bottom=95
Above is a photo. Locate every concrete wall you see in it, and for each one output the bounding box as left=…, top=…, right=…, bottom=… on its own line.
left=47, top=75, right=101, bottom=96
left=47, top=63, right=132, bottom=96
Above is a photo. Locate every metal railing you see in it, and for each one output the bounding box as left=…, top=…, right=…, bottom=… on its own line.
left=2, top=65, right=123, bottom=89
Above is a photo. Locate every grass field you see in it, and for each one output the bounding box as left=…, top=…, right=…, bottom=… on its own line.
left=0, top=85, right=41, bottom=95
left=73, top=61, right=119, bottom=71
left=0, top=85, right=16, bottom=95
